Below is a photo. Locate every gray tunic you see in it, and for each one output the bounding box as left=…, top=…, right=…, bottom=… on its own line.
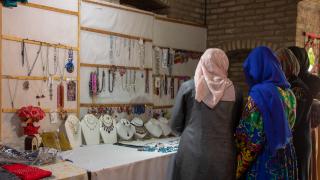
left=170, top=80, right=242, bottom=180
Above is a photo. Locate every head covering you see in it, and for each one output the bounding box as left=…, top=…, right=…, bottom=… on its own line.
left=288, top=46, right=310, bottom=77
left=194, top=48, right=235, bottom=109
left=275, top=48, right=300, bottom=79
left=244, top=46, right=291, bottom=156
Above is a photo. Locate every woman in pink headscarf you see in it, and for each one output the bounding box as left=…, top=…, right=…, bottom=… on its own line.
left=170, top=48, right=243, bottom=180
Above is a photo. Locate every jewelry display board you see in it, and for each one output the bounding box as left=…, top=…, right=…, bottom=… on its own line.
left=0, top=1, right=80, bottom=148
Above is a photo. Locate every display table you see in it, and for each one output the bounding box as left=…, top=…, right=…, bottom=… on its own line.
left=61, top=138, right=179, bottom=180
left=41, top=161, right=88, bottom=180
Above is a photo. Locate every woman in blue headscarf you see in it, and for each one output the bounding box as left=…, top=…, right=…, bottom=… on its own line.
left=235, top=46, right=298, bottom=179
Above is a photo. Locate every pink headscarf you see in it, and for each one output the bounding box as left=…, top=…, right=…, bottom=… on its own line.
left=194, top=48, right=235, bottom=108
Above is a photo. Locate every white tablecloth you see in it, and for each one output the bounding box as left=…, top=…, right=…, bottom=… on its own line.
left=61, top=138, right=178, bottom=180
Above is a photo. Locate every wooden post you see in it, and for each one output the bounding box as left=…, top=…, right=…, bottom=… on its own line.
left=77, top=0, right=81, bottom=118
left=0, top=4, right=3, bottom=140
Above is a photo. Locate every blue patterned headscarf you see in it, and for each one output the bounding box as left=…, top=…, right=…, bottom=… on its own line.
left=243, top=46, right=291, bottom=156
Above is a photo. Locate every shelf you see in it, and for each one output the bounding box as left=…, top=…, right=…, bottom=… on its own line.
left=2, top=108, right=77, bottom=113
left=2, top=35, right=78, bottom=51
left=2, top=75, right=77, bottom=81
left=80, top=63, right=152, bottom=71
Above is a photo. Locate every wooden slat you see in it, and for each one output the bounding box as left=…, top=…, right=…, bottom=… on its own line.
left=82, top=0, right=154, bottom=16
left=77, top=0, right=81, bottom=117
left=80, top=103, right=154, bottom=108
left=80, top=63, right=152, bottom=71
left=152, top=74, right=191, bottom=79
left=81, top=26, right=153, bottom=42
left=2, top=35, right=78, bottom=51
left=155, top=15, right=207, bottom=28
left=153, top=45, right=203, bottom=54
left=19, top=2, right=78, bottom=16
left=0, top=5, right=2, bottom=140
left=2, top=108, right=77, bottom=113
left=153, top=105, right=173, bottom=109
left=2, top=75, right=77, bottom=81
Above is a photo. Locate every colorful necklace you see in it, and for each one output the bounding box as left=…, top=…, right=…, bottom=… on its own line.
left=65, top=49, right=74, bottom=73
left=69, top=120, right=80, bottom=135
left=101, top=117, right=114, bottom=133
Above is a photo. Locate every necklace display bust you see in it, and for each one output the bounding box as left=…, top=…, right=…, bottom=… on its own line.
left=131, top=117, right=147, bottom=139
left=158, top=117, right=172, bottom=136
left=65, top=115, right=82, bottom=149
left=116, top=119, right=135, bottom=141
left=81, top=114, right=100, bottom=145
left=100, top=114, right=117, bottom=144
left=145, top=118, right=162, bottom=138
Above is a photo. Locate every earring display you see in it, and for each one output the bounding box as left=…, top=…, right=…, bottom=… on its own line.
left=158, top=117, right=172, bottom=137
left=116, top=119, right=135, bottom=141
left=81, top=114, right=100, bottom=145
left=99, top=115, right=117, bottom=144
left=145, top=118, right=163, bottom=138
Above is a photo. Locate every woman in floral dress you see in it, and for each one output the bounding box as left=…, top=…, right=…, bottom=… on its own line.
left=235, top=46, right=298, bottom=179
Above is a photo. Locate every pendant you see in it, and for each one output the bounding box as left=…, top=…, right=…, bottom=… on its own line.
left=65, top=49, right=74, bottom=73
left=67, top=80, right=76, bottom=101
left=23, top=81, right=30, bottom=90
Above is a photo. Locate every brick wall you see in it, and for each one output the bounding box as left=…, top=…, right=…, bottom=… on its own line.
left=296, top=0, right=320, bottom=46
left=157, top=0, right=206, bottom=25
left=207, top=0, right=300, bottom=51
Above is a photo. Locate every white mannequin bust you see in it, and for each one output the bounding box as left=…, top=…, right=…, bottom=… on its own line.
left=116, top=119, right=135, bottom=141
left=100, top=114, right=117, bottom=144
left=131, top=117, right=147, bottom=139
left=81, top=114, right=100, bottom=145
left=145, top=118, right=162, bottom=138
left=158, top=117, right=172, bottom=136
left=65, top=115, right=82, bottom=149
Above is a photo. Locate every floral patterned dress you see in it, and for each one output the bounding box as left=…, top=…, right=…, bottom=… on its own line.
left=236, top=88, right=299, bottom=179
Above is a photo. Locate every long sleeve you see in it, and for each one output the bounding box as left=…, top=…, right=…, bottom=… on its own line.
left=235, top=97, right=265, bottom=179
left=170, top=82, right=189, bottom=135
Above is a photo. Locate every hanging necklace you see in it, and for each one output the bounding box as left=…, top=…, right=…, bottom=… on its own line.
left=21, top=40, right=25, bottom=67
left=138, top=39, right=145, bottom=78
left=23, top=43, right=42, bottom=90
left=145, top=69, right=149, bottom=93
left=101, top=117, right=114, bottom=133
left=85, top=118, right=99, bottom=131
left=7, top=79, right=19, bottom=108
left=35, top=80, right=46, bottom=106
left=164, top=75, right=168, bottom=95
left=109, top=36, right=114, bottom=63
left=170, top=77, right=175, bottom=99
left=120, top=68, right=126, bottom=91
left=67, top=80, right=77, bottom=101
left=154, top=47, right=161, bottom=75
left=108, top=67, right=116, bottom=93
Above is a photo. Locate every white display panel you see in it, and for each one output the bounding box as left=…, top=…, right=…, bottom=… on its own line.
left=153, top=19, right=207, bottom=52
left=81, top=1, right=153, bottom=40
left=29, top=0, right=79, bottom=12
left=3, top=5, right=78, bottom=47
left=80, top=31, right=153, bottom=68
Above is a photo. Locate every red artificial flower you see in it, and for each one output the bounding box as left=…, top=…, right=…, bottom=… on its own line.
left=23, top=123, right=40, bottom=136
left=17, top=106, right=45, bottom=124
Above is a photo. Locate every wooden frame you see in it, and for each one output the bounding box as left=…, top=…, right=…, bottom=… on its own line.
left=19, top=2, right=78, bottom=16
left=0, top=4, right=2, bottom=140
left=77, top=0, right=81, bottom=117
left=80, top=63, right=152, bottom=71
left=81, top=26, right=153, bottom=42
left=2, top=35, right=78, bottom=51
left=2, top=108, right=77, bottom=113
left=80, top=103, right=154, bottom=108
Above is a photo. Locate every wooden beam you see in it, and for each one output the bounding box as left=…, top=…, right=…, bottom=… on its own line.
left=0, top=4, right=2, bottom=140
left=81, top=26, right=153, bottom=42
left=19, top=2, right=78, bottom=16
left=2, top=35, right=78, bottom=51
left=80, top=63, right=152, bottom=71
left=77, top=0, right=81, bottom=118
left=80, top=103, right=154, bottom=108
left=82, top=0, right=154, bottom=16
left=153, top=45, right=203, bottom=54
left=2, top=108, right=77, bottom=113
left=2, top=75, right=77, bottom=81
left=153, top=105, right=173, bottom=109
